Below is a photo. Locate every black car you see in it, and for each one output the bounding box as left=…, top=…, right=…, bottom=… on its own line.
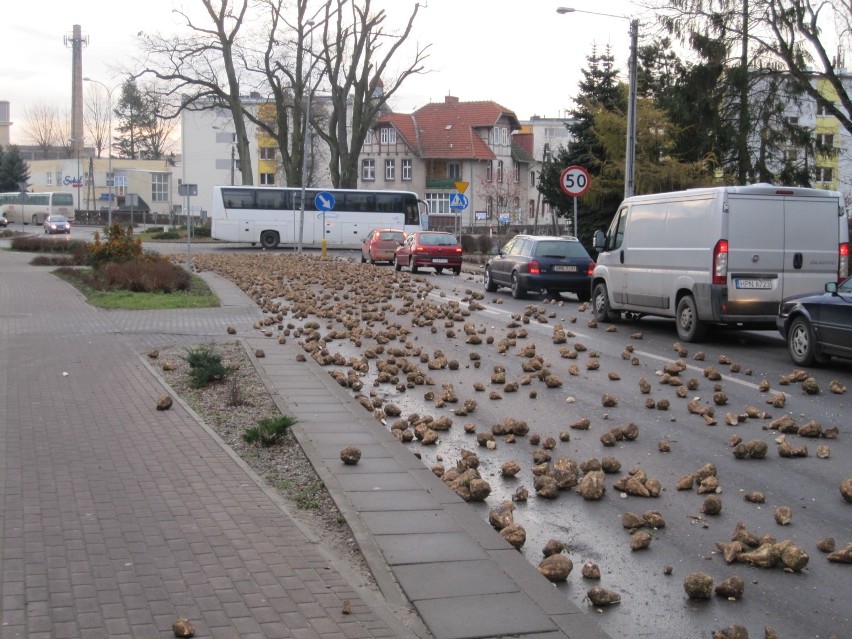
left=777, top=276, right=852, bottom=366
left=484, top=235, right=594, bottom=300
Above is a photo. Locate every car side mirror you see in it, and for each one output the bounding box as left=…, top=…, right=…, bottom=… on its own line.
left=593, top=230, right=606, bottom=251
left=825, top=282, right=838, bottom=294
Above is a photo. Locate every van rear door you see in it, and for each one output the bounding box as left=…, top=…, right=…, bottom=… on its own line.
left=782, top=193, right=841, bottom=298
left=726, top=193, right=785, bottom=318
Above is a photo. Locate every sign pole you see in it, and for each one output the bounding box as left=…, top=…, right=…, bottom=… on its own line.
left=573, top=196, right=578, bottom=237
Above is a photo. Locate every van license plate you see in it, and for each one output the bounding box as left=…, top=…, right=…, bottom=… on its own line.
left=735, top=279, right=772, bottom=289
left=432, top=258, right=448, bottom=263
left=553, top=265, right=577, bottom=272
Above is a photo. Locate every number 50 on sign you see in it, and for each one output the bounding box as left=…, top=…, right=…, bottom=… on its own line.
left=559, top=165, right=591, bottom=197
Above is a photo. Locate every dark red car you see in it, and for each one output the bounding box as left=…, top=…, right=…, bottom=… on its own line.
left=394, top=231, right=463, bottom=275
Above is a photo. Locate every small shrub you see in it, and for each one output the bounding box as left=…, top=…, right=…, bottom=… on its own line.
left=193, top=226, right=211, bottom=238
left=147, top=226, right=165, bottom=234
left=226, top=375, right=244, bottom=407
left=152, top=230, right=181, bottom=240
left=242, top=415, right=298, bottom=447
left=183, top=344, right=232, bottom=388
left=460, top=234, right=477, bottom=253
left=476, top=234, right=494, bottom=254
left=98, top=258, right=191, bottom=292
left=12, top=236, right=90, bottom=256
left=89, top=222, right=143, bottom=265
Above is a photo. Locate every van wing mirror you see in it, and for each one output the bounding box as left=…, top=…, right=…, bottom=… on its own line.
left=593, top=230, right=606, bottom=251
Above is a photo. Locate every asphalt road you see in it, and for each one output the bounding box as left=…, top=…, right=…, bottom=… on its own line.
left=15, top=229, right=852, bottom=638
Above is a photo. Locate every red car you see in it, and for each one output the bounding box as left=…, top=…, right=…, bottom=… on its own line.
left=394, top=230, right=463, bottom=275
left=361, top=228, right=406, bottom=264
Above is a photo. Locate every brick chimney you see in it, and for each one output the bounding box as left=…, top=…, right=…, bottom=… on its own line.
left=444, top=95, right=459, bottom=105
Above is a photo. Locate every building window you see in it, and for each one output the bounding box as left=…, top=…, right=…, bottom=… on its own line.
left=55, top=171, right=62, bottom=186
left=106, top=172, right=114, bottom=188
left=385, top=159, right=395, bottom=181
left=816, top=134, right=834, bottom=150
left=260, top=147, right=276, bottom=160
left=486, top=161, right=493, bottom=181
left=513, top=163, right=520, bottom=183
left=46, top=172, right=53, bottom=186
left=260, top=173, right=275, bottom=185
left=486, top=197, right=493, bottom=218
left=513, top=196, right=520, bottom=213
left=362, top=159, right=375, bottom=181
left=529, top=170, right=536, bottom=187
left=816, top=102, right=830, bottom=116
left=784, top=148, right=798, bottom=162
left=402, top=159, right=412, bottom=180
left=151, top=173, right=169, bottom=202
left=448, top=162, right=461, bottom=180
left=786, top=116, right=799, bottom=125
left=501, top=127, right=509, bottom=146
left=528, top=199, right=535, bottom=218
left=491, top=127, right=500, bottom=145
left=815, top=167, right=833, bottom=183
left=380, top=127, right=397, bottom=144
left=425, top=192, right=451, bottom=214
left=497, top=160, right=504, bottom=183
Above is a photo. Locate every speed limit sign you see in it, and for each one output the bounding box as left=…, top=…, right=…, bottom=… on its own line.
left=559, top=165, right=591, bottom=197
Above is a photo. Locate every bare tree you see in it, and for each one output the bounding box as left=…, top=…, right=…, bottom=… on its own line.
left=136, top=0, right=256, bottom=183
left=317, top=0, right=430, bottom=188
left=23, top=103, right=60, bottom=156
left=85, top=86, right=111, bottom=158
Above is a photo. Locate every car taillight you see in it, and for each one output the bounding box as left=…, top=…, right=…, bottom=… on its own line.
left=713, top=239, right=728, bottom=285
left=587, top=261, right=596, bottom=276
left=839, top=242, right=849, bottom=280
left=529, top=259, right=540, bottom=275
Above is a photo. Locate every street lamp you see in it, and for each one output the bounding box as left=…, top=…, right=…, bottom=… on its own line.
left=84, top=77, right=117, bottom=225
left=556, top=7, right=639, bottom=199
left=17, top=180, right=28, bottom=234
left=297, top=20, right=315, bottom=254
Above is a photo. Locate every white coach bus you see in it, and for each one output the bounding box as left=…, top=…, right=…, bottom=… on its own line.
left=210, top=185, right=427, bottom=249
left=0, top=191, right=75, bottom=225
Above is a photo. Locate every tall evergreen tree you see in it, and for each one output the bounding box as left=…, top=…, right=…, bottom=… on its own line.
left=113, top=79, right=154, bottom=160
left=0, top=146, right=31, bottom=192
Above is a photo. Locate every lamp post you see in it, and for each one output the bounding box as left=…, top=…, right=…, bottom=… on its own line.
left=297, top=20, right=315, bottom=254
left=17, top=180, right=28, bottom=233
left=69, top=137, right=82, bottom=213
left=84, top=77, right=117, bottom=225
left=556, top=7, right=639, bottom=199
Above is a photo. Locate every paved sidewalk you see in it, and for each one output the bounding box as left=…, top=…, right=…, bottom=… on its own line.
left=0, top=251, right=413, bottom=639
left=0, top=248, right=610, bottom=639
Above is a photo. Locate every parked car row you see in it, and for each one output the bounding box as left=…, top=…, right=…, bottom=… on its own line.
left=362, top=228, right=464, bottom=276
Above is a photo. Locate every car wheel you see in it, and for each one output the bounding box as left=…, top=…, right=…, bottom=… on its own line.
left=410, top=257, right=418, bottom=274
left=593, top=282, right=617, bottom=322
left=511, top=272, right=526, bottom=299
left=676, top=294, right=707, bottom=342
left=546, top=289, right=562, bottom=299
left=369, top=251, right=376, bottom=265
left=360, top=252, right=367, bottom=264
left=394, top=256, right=402, bottom=271
left=484, top=267, right=498, bottom=292
left=787, top=316, right=826, bottom=366
left=260, top=231, right=279, bottom=249
left=435, top=266, right=443, bottom=274
left=452, top=266, right=461, bottom=276
left=577, top=289, right=592, bottom=303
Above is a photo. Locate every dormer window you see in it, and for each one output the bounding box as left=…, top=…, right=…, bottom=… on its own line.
left=380, top=127, right=397, bottom=144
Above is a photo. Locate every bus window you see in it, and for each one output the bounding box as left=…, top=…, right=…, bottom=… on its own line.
left=343, top=192, right=376, bottom=212
left=221, top=188, right=256, bottom=209
left=293, top=191, right=317, bottom=211
left=256, top=189, right=290, bottom=210
left=403, top=195, right=420, bottom=226
left=375, top=192, right=403, bottom=213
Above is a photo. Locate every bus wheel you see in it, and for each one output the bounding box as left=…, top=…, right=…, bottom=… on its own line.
left=260, top=231, right=279, bottom=250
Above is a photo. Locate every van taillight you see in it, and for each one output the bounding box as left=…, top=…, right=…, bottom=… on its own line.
left=529, top=260, right=541, bottom=274
left=587, top=261, right=596, bottom=276
left=713, top=239, right=729, bottom=285
left=840, top=242, right=849, bottom=280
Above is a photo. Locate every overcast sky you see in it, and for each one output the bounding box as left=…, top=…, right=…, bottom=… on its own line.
left=2, top=0, right=640, bottom=144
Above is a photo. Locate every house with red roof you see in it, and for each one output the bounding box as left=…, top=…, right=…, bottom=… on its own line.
left=358, top=95, right=538, bottom=232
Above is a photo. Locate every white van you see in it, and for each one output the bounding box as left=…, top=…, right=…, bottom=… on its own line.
left=591, top=184, right=849, bottom=342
